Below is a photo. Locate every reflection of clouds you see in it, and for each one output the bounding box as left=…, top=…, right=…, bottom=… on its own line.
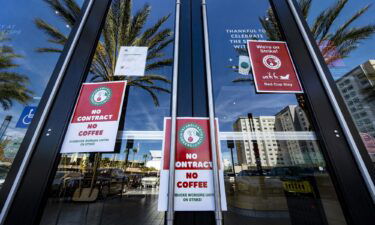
left=330, top=65, right=352, bottom=81
left=124, top=88, right=170, bottom=131
left=215, top=85, right=297, bottom=130
left=220, top=142, right=238, bottom=164
left=103, top=140, right=162, bottom=161
left=221, top=151, right=235, bottom=161
left=14, top=48, right=54, bottom=87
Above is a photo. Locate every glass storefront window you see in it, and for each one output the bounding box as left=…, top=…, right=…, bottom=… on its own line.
left=39, top=0, right=175, bottom=224
left=2, top=1, right=373, bottom=224
left=206, top=0, right=347, bottom=224
left=0, top=0, right=83, bottom=189
left=300, top=0, right=375, bottom=171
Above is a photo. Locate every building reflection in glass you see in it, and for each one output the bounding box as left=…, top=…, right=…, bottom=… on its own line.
left=223, top=107, right=344, bottom=225
left=207, top=0, right=349, bottom=224
left=233, top=106, right=325, bottom=171
left=335, top=60, right=375, bottom=162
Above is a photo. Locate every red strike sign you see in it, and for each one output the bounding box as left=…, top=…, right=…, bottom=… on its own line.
left=61, top=81, right=127, bottom=153
left=163, top=118, right=215, bottom=189
left=158, top=118, right=227, bottom=211
left=162, top=118, right=216, bottom=171
left=247, top=40, right=303, bottom=93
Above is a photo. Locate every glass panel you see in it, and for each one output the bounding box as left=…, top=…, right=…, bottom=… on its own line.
left=39, top=0, right=175, bottom=224
left=0, top=0, right=83, bottom=189
left=300, top=0, right=375, bottom=175
left=206, top=0, right=347, bottom=224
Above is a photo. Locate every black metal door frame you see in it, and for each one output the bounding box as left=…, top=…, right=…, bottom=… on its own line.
left=0, top=0, right=112, bottom=224
left=271, top=1, right=375, bottom=224
left=0, top=0, right=374, bottom=225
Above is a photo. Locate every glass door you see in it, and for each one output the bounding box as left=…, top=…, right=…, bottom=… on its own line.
left=2, top=1, right=375, bottom=225
left=38, top=0, right=175, bottom=224
left=204, top=0, right=351, bottom=224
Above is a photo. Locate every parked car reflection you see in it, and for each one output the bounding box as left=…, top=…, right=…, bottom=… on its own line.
left=141, top=173, right=160, bottom=188
left=97, top=168, right=128, bottom=197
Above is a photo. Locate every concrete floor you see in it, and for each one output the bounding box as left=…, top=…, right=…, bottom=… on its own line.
left=40, top=194, right=291, bottom=225
left=40, top=191, right=164, bottom=225
left=39, top=187, right=326, bottom=225
left=223, top=208, right=291, bottom=225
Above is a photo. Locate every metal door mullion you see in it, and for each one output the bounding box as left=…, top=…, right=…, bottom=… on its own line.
left=271, top=0, right=375, bottom=223
left=286, top=0, right=375, bottom=202
left=167, top=1, right=181, bottom=225
left=2, top=0, right=112, bottom=224
left=0, top=0, right=95, bottom=223
left=201, top=1, right=223, bottom=225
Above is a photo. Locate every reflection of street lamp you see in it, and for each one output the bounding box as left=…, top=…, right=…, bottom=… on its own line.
left=124, top=139, right=134, bottom=168
left=227, top=140, right=236, bottom=174
left=0, top=115, right=12, bottom=141
left=248, top=113, right=263, bottom=174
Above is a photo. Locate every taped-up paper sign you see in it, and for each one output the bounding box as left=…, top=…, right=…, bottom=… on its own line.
left=114, top=46, right=148, bottom=76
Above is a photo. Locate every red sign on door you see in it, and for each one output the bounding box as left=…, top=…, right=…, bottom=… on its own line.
left=247, top=40, right=303, bottom=93
left=158, top=118, right=227, bottom=212
left=61, top=81, right=127, bottom=153
left=162, top=118, right=214, bottom=170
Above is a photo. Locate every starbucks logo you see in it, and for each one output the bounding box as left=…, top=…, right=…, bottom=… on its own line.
left=90, top=87, right=112, bottom=106
left=262, top=55, right=281, bottom=70
left=179, top=123, right=205, bottom=148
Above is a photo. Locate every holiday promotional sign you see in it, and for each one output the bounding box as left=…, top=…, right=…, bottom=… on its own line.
left=61, top=81, right=127, bottom=153
left=247, top=40, right=303, bottom=93
left=158, top=118, right=227, bottom=211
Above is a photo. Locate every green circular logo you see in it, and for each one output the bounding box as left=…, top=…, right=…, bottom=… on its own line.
left=178, top=123, right=205, bottom=148
left=240, top=62, right=250, bottom=69
left=89, top=87, right=112, bottom=106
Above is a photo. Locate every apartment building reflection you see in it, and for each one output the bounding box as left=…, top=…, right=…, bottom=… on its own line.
left=275, top=106, right=324, bottom=166
left=233, top=105, right=325, bottom=170
left=336, top=60, right=375, bottom=161
left=234, top=116, right=288, bottom=169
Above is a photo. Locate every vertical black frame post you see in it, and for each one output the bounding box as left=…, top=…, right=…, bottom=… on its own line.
left=1, top=0, right=112, bottom=224
left=174, top=0, right=214, bottom=224
left=0, top=0, right=374, bottom=224
left=271, top=0, right=375, bottom=224
left=287, top=0, right=375, bottom=190
left=201, top=0, right=223, bottom=224
left=0, top=0, right=89, bottom=212
left=166, top=0, right=181, bottom=224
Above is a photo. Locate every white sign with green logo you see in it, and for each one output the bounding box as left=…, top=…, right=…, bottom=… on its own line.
left=61, top=81, right=127, bottom=153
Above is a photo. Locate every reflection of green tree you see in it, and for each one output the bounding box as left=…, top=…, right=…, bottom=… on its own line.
left=0, top=32, right=33, bottom=110
left=124, top=148, right=131, bottom=167
left=131, top=147, right=138, bottom=167
left=232, top=0, right=375, bottom=113
left=0, top=139, right=10, bottom=162
left=142, top=153, right=149, bottom=165
left=79, top=154, right=89, bottom=172
left=35, top=0, right=173, bottom=106
left=141, top=166, right=156, bottom=172
left=261, top=0, right=375, bottom=67
left=233, top=0, right=375, bottom=84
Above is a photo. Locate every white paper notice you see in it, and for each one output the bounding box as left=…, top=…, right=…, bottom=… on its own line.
left=114, top=46, right=148, bottom=76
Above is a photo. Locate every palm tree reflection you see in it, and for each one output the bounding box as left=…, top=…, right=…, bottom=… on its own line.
left=35, top=0, right=173, bottom=106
